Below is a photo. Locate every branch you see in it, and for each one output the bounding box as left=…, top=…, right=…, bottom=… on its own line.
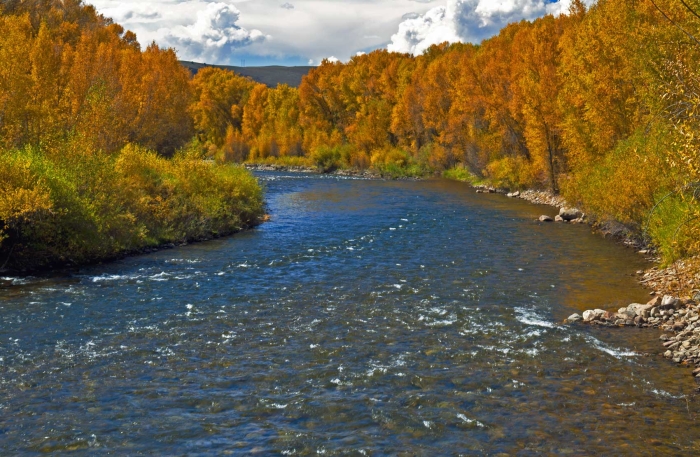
left=680, top=0, right=700, bottom=21
left=649, top=0, right=700, bottom=46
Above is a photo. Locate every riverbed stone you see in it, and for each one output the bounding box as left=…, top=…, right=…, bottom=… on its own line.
left=567, top=313, right=582, bottom=323
left=661, top=295, right=680, bottom=309
left=559, top=207, right=583, bottom=221
left=582, top=309, right=606, bottom=322
left=539, top=215, right=553, bottom=222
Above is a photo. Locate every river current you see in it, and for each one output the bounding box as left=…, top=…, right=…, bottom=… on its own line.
left=1, top=172, right=699, bottom=455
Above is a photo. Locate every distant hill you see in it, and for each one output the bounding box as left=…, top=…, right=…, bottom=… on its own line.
left=180, top=61, right=313, bottom=88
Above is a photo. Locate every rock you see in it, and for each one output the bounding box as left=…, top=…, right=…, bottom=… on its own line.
left=559, top=207, right=583, bottom=221
left=664, top=350, right=673, bottom=358
left=555, top=215, right=564, bottom=222
left=693, top=367, right=700, bottom=375
left=539, top=215, right=553, bottom=222
left=582, top=309, right=606, bottom=322
left=567, top=313, right=582, bottom=323
left=506, top=191, right=521, bottom=198
left=661, top=295, right=680, bottom=310
left=627, top=303, right=653, bottom=318
left=647, top=296, right=662, bottom=307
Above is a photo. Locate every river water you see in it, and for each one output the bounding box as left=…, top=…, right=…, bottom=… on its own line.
left=1, top=172, right=699, bottom=455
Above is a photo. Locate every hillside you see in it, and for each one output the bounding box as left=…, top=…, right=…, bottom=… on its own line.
left=180, top=61, right=313, bottom=88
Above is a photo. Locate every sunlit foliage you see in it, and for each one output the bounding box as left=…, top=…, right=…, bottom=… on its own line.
left=0, top=1, right=263, bottom=271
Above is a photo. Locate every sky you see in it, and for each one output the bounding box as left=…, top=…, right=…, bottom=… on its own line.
left=87, top=0, right=586, bottom=66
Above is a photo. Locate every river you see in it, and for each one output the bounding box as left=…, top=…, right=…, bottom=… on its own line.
left=1, top=172, right=699, bottom=455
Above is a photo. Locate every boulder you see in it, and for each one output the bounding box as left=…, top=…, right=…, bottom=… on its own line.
left=539, top=215, right=553, bottom=222
left=555, top=215, right=564, bottom=222
left=660, top=295, right=680, bottom=310
left=567, top=313, right=582, bottom=323
left=507, top=191, right=521, bottom=198
left=582, top=309, right=606, bottom=322
left=627, top=303, right=653, bottom=318
left=559, top=207, right=584, bottom=221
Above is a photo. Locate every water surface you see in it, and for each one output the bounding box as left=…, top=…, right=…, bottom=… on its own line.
left=1, top=173, right=698, bottom=455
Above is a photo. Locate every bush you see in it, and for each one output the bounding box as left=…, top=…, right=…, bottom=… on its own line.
left=311, top=144, right=353, bottom=172
left=0, top=140, right=264, bottom=272
left=485, top=155, right=537, bottom=190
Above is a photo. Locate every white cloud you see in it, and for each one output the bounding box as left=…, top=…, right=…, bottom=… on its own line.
left=86, top=0, right=588, bottom=65
left=159, top=2, right=268, bottom=63
left=388, top=0, right=591, bottom=55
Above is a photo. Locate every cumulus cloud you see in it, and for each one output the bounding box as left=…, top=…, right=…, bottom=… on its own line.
left=389, top=0, right=590, bottom=55
left=281, top=2, right=295, bottom=9
left=159, top=2, right=268, bottom=63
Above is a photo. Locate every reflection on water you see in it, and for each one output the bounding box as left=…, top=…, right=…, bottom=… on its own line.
left=0, top=172, right=698, bottom=455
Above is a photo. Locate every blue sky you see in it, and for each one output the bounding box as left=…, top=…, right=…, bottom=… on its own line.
left=88, top=0, right=585, bottom=66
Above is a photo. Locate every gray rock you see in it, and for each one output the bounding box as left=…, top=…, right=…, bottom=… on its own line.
left=539, top=215, right=553, bottom=222
left=559, top=207, right=583, bottom=221
left=627, top=303, right=653, bottom=318
left=664, top=350, right=672, bottom=358
left=555, top=215, right=564, bottom=222
left=661, top=295, right=679, bottom=309
left=567, top=313, right=582, bottom=323
left=582, top=309, right=606, bottom=322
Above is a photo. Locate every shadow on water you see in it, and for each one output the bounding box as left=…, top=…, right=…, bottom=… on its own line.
left=0, top=172, right=698, bottom=455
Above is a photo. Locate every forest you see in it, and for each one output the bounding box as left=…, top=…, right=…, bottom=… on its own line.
left=189, top=0, right=700, bottom=264
left=2, top=0, right=700, bottom=271
left=0, top=0, right=264, bottom=271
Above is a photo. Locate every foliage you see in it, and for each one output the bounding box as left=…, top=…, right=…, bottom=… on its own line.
left=0, top=142, right=263, bottom=271
left=0, top=1, right=263, bottom=271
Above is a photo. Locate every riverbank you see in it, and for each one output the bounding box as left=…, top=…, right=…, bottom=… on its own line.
left=461, top=178, right=700, bottom=381
left=0, top=146, right=266, bottom=275
left=243, top=162, right=424, bottom=180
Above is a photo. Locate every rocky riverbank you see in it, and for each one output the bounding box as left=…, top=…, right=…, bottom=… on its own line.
left=470, top=183, right=700, bottom=380
left=244, top=163, right=382, bottom=179
left=568, top=290, right=700, bottom=380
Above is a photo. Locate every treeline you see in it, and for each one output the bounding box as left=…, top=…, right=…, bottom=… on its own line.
left=0, top=0, right=263, bottom=272
left=190, top=0, right=700, bottom=262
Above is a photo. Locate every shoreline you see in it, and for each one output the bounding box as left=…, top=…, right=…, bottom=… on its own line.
left=466, top=181, right=700, bottom=382
left=0, top=215, right=270, bottom=280
left=243, top=163, right=422, bottom=180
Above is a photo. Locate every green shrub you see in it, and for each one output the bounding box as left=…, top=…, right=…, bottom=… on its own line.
left=0, top=140, right=264, bottom=272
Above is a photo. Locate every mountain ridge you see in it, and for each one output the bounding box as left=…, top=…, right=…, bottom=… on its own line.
left=179, top=61, right=313, bottom=88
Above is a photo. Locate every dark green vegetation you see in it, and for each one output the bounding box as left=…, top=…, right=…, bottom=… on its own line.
left=180, top=61, right=313, bottom=88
